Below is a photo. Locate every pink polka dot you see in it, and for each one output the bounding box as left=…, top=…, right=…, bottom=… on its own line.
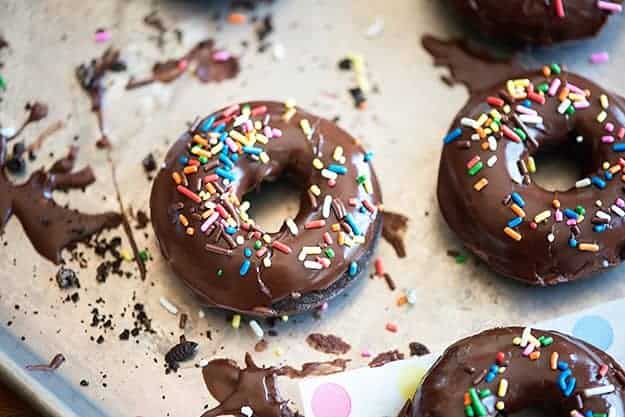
left=311, top=382, right=351, bottom=417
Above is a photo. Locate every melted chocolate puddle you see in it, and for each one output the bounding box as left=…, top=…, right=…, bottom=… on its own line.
left=421, top=35, right=524, bottom=94
left=0, top=136, right=122, bottom=264
left=382, top=211, right=409, bottom=258
left=126, top=39, right=239, bottom=90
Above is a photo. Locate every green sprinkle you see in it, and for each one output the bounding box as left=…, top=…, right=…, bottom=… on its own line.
left=593, top=413, right=607, bottom=417
left=217, top=268, right=224, bottom=277
left=565, top=105, right=575, bottom=116
left=138, top=250, right=149, bottom=262
left=356, top=175, right=367, bottom=184
left=537, top=83, right=549, bottom=93
left=325, top=248, right=335, bottom=259
left=468, top=161, right=483, bottom=176
left=575, top=205, right=586, bottom=216
left=513, top=128, right=527, bottom=141
left=455, top=254, right=467, bottom=264
left=541, top=336, right=553, bottom=346
left=550, top=63, right=561, bottom=75
left=469, top=388, right=487, bottom=417
left=0, top=75, right=5, bottom=91
left=254, top=240, right=262, bottom=250
left=465, top=405, right=475, bottom=417
left=478, top=389, right=491, bottom=398
left=199, top=156, right=209, bottom=164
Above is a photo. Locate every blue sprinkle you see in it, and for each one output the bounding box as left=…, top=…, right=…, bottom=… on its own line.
left=344, top=213, right=362, bottom=236
left=557, top=361, right=569, bottom=371
left=443, top=127, right=462, bottom=144
left=219, top=154, right=234, bottom=168
left=522, top=99, right=532, bottom=108
left=594, top=224, right=607, bottom=233
left=328, top=164, right=348, bottom=175
left=507, top=217, right=523, bottom=228
left=231, top=153, right=239, bottom=162
left=511, top=192, right=525, bottom=207
left=359, top=206, right=367, bottom=213
left=605, top=171, right=614, bottom=180
left=239, top=260, right=251, bottom=276
left=564, top=377, right=576, bottom=397
left=364, top=151, right=374, bottom=162
left=213, top=123, right=226, bottom=133
left=348, top=261, right=358, bottom=277
left=225, top=226, right=237, bottom=235
left=243, top=247, right=252, bottom=258
left=219, top=132, right=228, bottom=142
left=179, top=156, right=189, bottom=165
left=216, top=167, right=236, bottom=181
left=489, top=364, right=499, bottom=373
left=243, top=146, right=262, bottom=155
left=569, top=238, right=578, bottom=248
left=584, top=411, right=593, bottom=417
left=613, top=143, right=625, bottom=152
left=592, top=176, right=606, bottom=189
left=564, top=208, right=579, bottom=219
left=558, top=369, right=571, bottom=390
left=199, top=115, right=216, bottom=132
left=485, top=372, right=496, bottom=383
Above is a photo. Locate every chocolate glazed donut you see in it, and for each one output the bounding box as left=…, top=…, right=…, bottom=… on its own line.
left=398, top=326, right=625, bottom=417
left=448, top=0, right=623, bottom=45
left=438, top=66, right=625, bottom=285
left=151, top=101, right=382, bottom=316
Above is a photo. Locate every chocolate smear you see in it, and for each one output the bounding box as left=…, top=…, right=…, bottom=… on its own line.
left=368, top=349, right=405, bottom=368
left=126, top=39, right=239, bottom=90
left=26, top=353, right=65, bottom=371
left=382, top=211, right=409, bottom=258
left=6, top=101, right=49, bottom=142
left=421, top=35, right=524, bottom=94
left=200, top=353, right=300, bottom=417
left=0, top=137, right=122, bottom=264
left=306, top=333, right=351, bottom=355
left=26, top=120, right=64, bottom=154
left=277, top=358, right=350, bottom=378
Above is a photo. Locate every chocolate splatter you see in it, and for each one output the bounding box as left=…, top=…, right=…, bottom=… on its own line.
left=7, top=101, right=49, bottom=141
left=126, top=39, right=239, bottom=90
left=25, top=353, right=65, bottom=371
left=409, top=342, right=430, bottom=357
left=306, top=333, right=351, bottom=355
left=0, top=137, right=122, bottom=264
left=200, top=353, right=300, bottom=417
left=75, top=48, right=126, bottom=148
left=368, top=350, right=405, bottom=368
left=421, top=35, right=524, bottom=94
left=144, top=10, right=168, bottom=48
left=0, top=36, right=8, bottom=50
left=276, top=358, right=350, bottom=378
left=382, top=211, right=409, bottom=258
left=135, top=210, right=149, bottom=229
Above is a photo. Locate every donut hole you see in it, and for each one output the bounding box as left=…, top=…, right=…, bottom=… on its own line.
left=530, top=134, right=594, bottom=192
left=242, top=177, right=303, bottom=233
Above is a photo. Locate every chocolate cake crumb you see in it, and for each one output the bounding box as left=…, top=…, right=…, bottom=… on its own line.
left=306, top=333, right=351, bottom=355
left=80, top=379, right=89, bottom=387
left=368, top=350, right=404, bottom=368
left=254, top=339, right=268, bottom=352
left=165, top=338, right=199, bottom=372
left=96, top=335, right=104, bottom=344
left=56, top=266, right=80, bottom=289
left=135, top=210, right=150, bottom=229
left=178, top=313, right=188, bottom=329
left=409, top=342, right=430, bottom=357
left=142, top=153, right=157, bottom=172
left=119, top=329, right=130, bottom=340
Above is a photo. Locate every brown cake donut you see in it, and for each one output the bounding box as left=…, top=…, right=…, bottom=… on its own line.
left=150, top=101, right=382, bottom=317
left=437, top=65, right=625, bottom=285
left=448, top=0, right=623, bottom=45
left=399, top=326, right=625, bottom=417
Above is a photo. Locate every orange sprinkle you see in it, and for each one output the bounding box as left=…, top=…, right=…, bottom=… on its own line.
left=193, top=134, right=208, bottom=147
left=464, top=393, right=471, bottom=406
left=473, top=178, right=488, bottom=191
left=609, top=165, right=622, bottom=174
left=550, top=352, right=559, bottom=370
left=183, top=165, right=198, bottom=175
left=186, top=227, right=195, bottom=236
left=542, top=66, right=551, bottom=77
left=529, top=351, right=541, bottom=361
left=396, top=295, right=408, bottom=306
left=172, top=172, right=182, bottom=185
left=558, top=87, right=570, bottom=101
left=504, top=227, right=522, bottom=241
left=205, top=182, right=216, bottom=194
left=510, top=203, right=526, bottom=218
left=331, top=223, right=341, bottom=232
left=552, top=199, right=561, bottom=209
left=481, top=142, right=490, bottom=151
left=179, top=214, right=189, bottom=227
left=228, top=12, right=247, bottom=24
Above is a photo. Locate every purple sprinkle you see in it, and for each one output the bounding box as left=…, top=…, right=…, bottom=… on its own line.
left=590, top=52, right=609, bottom=65
left=94, top=30, right=111, bottom=43
left=212, top=50, right=231, bottom=62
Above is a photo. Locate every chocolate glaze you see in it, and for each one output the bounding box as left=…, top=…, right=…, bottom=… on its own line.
left=0, top=136, right=122, bottom=264
left=151, top=101, right=382, bottom=315
left=126, top=39, right=239, bottom=89
left=399, top=327, right=625, bottom=417
left=428, top=38, right=625, bottom=284
left=201, top=353, right=300, bottom=417
left=448, top=0, right=624, bottom=45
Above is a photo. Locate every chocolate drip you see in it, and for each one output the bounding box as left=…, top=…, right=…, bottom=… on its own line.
left=382, top=211, right=409, bottom=258
left=276, top=358, right=350, bottom=378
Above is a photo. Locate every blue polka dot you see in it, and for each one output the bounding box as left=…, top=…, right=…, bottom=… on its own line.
left=572, top=315, right=614, bottom=350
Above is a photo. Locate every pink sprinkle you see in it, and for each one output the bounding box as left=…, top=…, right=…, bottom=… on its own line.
left=328, top=179, right=337, bottom=188
left=566, top=219, right=578, bottom=226
left=555, top=0, right=565, bottom=17
left=272, top=128, right=282, bottom=137
left=602, top=135, right=615, bottom=144
left=573, top=101, right=591, bottom=109
left=566, top=83, right=586, bottom=95
left=617, top=198, right=625, bottom=208
left=348, top=198, right=359, bottom=206
left=548, top=78, right=561, bottom=96
left=599, top=364, right=609, bottom=377
left=516, top=105, right=537, bottom=115
left=223, top=104, right=240, bottom=117
left=618, top=127, right=625, bottom=139
left=385, top=323, right=398, bottom=333
left=522, top=343, right=535, bottom=356
left=598, top=1, right=623, bottom=13
left=256, top=247, right=268, bottom=258
left=590, top=51, right=609, bottom=64
left=323, top=232, right=333, bottom=245
left=361, top=350, right=372, bottom=358
left=212, top=50, right=231, bottom=62
left=225, top=137, right=238, bottom=152
left=264, top=126, right=273, bottom=139
left=201, top=212, right=220, bottom=232
left=555, top=209, right=563, bottom=222
left=94, top=29, right=111, bottom=43
left=605, top=122, right=615, bottom=132
left=319, top=302, right=329, bottom=311
left=316, top=256, right=331, bottom=268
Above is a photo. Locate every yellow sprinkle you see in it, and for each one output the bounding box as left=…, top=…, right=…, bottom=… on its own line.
left=356, top=73, right=370, bottom=93
left=300, top=119, right=312, bottom=137
left=353, top=235, right=366, bottom=244
left=179, top=214, right=189, bottom=227
left=281, top=315, right=289, bottom=322
left=255, top=133, right=268, bottom=145
left=310, top=185, right=321, bottom=196
left=201, top=209, right=214, bottom=219
left=498, top=366, right=506, bottom=374
left=172, top=172, right=182, bottom=185
left=552, top=199, right=561, bottom=209
left=191, top=147, right=212, bottom=158
left=597, top=111, right=607, bottom=123
left=491, top=122, right=500, bottom=133
left=534, top=210, right=551, bottom=223
left=498, top=379, right=508, bottom=397
left=490, top=109, right=502, bottom=121
left=510, top=204, right=526, bottom=218
left=246, top=132, right=256, bottom=146
left=504, top=227, right=522, bottom=241
left=263, top=234, right=272, bottom=243
left=259, top=152, right=270, bottom=164
left=502, top=104, right=511, bottom=114
left=338, top=232, right=345, bottom=246
left=476, top=114, right=488, bottom=127
left=205, top=182, right=216, bottom=194
left=274, top=347, right=284, bottom=357
left=226, top=217, right=237, bottom=227
left=513, top=78, right=530, bottom=87
left=364, top=179, right=373, bottom=194
left=312, top=158, right=324, bottom=170
left=600, top=94, right=609, bottom=110
left=579, top=243, right=599, bottom=252
left=229, top=129, right=249, bottom=145
left=120, top=249, right=133, bottom=261
left=569, top=93, right=586, bottom=102
left=186, top=227, right=195, bottom=236
left=602, top=161, right=610, bottom=170
left=512, top=337, right=522, bottom=346
left=232, top=314, right=241, bottom=329
left=331, top=223, right=341, bottom=232
left=506, top=80, right=516, bottom=96
left=333, top=146, right=344, bottom=161
left=473, top=178, right=489, bottom=191
left=282, top=107, right=296, bottom=122
left=496, top=401, right=505, bottom=411
left=527, top=156, right=536, bottom=173
left=550, top=352, right=559, bottom=370
left=285, top=98, right=296, bottom=109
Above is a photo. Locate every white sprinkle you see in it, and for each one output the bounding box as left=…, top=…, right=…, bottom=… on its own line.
left=547, top=233, right=555, bottom=243
left=159, top=297, right=178, bottom=315
left=557, top=99, right=572, bottom=114
left=406, top=289, right=418, bottom=305
left=241, top=406, right=254, bottom=417
left=518, top=114, right=543, bottom=124
left=304, top=260, right=323, bottom=270
left=263, top=255, right=272, bottom=268
left=298, top=246, right=322, bottom=261
left=612, top=205, right=625, bottom=217
left=321, top=169, right=338, bottom=180
left=576, top=135, right=584, bottom=143
left=322, top=195, right=332, bottom=218
left=272, top=42, right=285, bottom=62
left=575, top=178, right=592, bottom=188
left=461, top=117, right=479, bottom=129
left=603, top=259, right=610, bottom=268
left=235, top=235, right=244, bottom=245
left=487, top=155, right=498, bottom=167
left=364, top=16, right=384, bottom=38
left=488, top=136, right=497, bottom=151
left=239, top=201, right=250, bottom=212
left=609, top=406, right=616, bottom=417
left=0, top=127, right=16, bottom=138
left=249, top=320, right=264, bottom=339
left=471, top=133, right=480, bottom=141
left=596, top=200, right=603, bottom=207
left=199, top=358, right=209, bottom=367
left=285, top=218, right=298, bottom=235
left=534, top=210, right=551, bottom=223
left=198, top=309, right=206, bottom=319
left=521, top=326, right=532, bottom=347
left=597, top=210, right=612, bottom=221
left=584, top=385, right=615, bottom=398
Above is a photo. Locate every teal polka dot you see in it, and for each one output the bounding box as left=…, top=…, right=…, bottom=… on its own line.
left=572, top=315, right=613, bottom=350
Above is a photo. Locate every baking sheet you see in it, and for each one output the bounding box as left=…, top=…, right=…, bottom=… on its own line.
left=1, top=1, right=625, bottom=416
